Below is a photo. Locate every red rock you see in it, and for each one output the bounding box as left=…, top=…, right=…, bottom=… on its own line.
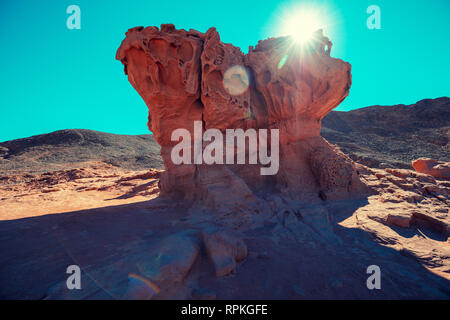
left=202, top=227, right=247, bottom=277
left=412, top=158, right=450, bottom=179
left=116, top=24, right=204, bottom=147
left=201, top=28, right=253, bottom=130
left=116, top=25, right=367, bottom=209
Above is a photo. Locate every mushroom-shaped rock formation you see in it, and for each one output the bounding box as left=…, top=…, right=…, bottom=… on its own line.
left=116, top=24, right=367, bottom=211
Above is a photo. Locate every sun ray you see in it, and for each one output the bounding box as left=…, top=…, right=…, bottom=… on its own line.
left=282, top=9, right=324, bottom=44
left=271, top=2, right=338, bottom=49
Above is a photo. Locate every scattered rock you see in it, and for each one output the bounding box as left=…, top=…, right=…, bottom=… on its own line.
left=412, top=158, right=450, bottom=179
left=202, top=227, right=248, bottom=277
left=140, top=231, right=201, bottom=285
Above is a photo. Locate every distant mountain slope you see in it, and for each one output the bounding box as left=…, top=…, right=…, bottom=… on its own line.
left=0, top=129, right=163, bottom=173
left=1, top=98, right=448, bottom=173
left=322, top=97, right=450, bottom=168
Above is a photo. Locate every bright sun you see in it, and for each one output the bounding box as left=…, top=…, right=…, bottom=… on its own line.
left=281, top=8, right=326, bottom=45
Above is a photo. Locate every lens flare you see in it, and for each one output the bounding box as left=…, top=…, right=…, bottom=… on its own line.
left=278, top=54, right=289, bottom=70
left=278, top=5, right=330, bottom=46
left=127, top=273, right=160, bottom=294
left=223, top=65, right=249, bottom=96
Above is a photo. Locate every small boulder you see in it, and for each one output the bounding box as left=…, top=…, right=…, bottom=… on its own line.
left=202, top=228, right=248, bottom=277
left=412, top=158, right=450, bottom=179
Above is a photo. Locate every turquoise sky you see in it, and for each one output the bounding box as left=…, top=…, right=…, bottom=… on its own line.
left=1, top=0, right=449, bottom=141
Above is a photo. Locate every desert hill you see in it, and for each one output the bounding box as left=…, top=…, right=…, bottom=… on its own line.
left=0, top=129, right=163, bottom=174
left=322, top=97, right=450, bottom=168
left=1, top=98, right=447, bottom=175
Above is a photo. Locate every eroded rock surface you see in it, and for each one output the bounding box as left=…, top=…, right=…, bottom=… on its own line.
left=202, top=227, right=248, bottom=277
left=2, top=161, right=449, bottom=300
left=412, top=158, right=450, bottom=179
left=4, top=25, right=448, bottom=301
left=116, top=24, right=367, bottom=210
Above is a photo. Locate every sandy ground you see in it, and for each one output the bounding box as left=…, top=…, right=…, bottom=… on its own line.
left=0, top=161, right=449, bottom=299
left=0, top=162, right=161, bottom=220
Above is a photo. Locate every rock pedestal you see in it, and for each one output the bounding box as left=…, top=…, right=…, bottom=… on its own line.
left=116, top=24, right=367, bottom=211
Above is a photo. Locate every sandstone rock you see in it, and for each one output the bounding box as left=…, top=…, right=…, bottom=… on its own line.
left=116, top=25, right=204, bottom=147
left=202, top=228, right=248, bottom=277
left=387, top=212, right=413, bottom=228
left=136, top=231, right=200, bottom=288
left=245, top=35, right=351, bottom=139
left=412, top=158, right=450, bottom=179
left=116, top=24, right=367, bottom=210
left=201, top=28, right=253, bottom=130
